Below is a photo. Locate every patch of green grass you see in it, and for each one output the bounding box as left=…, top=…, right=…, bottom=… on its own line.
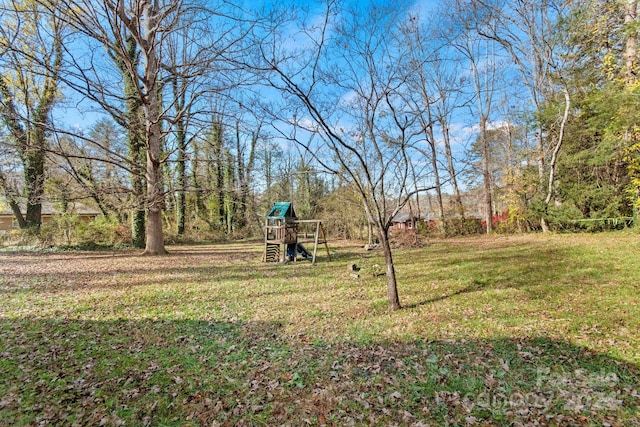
left=0, top=234, right=639, bottom=425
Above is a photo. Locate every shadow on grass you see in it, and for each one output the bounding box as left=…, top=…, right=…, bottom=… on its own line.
left=398, top=239, right=631, bottom=307
left=1, top=316, right=638, bottom=426
left=0, top=245, right=334, bottom=296
left=404, top=280, right=487, bottom=309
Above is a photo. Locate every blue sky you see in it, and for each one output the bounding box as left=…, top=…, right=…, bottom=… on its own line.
left=53, top=0, right=478, bottom=194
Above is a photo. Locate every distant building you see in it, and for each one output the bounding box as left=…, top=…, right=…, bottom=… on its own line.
left=391, top=212, right=418, bottom=231
left=0, top=198, right=100, bottom=231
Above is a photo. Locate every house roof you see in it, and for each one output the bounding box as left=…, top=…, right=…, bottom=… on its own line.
left=266, top=202, right=297, bottom=219
left=0, top=197, right=100, bottom=216
left=419, top=212, right=439, bottom=221
left=391, top=212, right=416, bottom=223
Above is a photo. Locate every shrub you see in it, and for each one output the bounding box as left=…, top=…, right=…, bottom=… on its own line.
left=445, top=218, right=484, bottom=236
left=77, top=216, right=121, bottom=246
left=35, top=214, right=80, bottom=247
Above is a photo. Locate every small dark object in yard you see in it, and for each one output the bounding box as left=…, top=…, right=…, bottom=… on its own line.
left=348, top=263, right=360, bottom=278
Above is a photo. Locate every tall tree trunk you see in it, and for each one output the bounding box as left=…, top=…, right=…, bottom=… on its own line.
left=24, top=123, right=50, bottom=228
left=543, top=87, right=571, bottom=218
left=117, top=35, right=146, bottom=247
left=9, top=198, right=27, bottom=229
left=0, top=3, right=61, bottom=230
left=624, top=0, right=640, bottom=219
left=145, top=143, right=166, bottom=255
left=264, top=143, right=273, bottom=204
left=539, top=128, right=550, bottom=233
left=625, top=0, right=639, bottom=84
left=23, top=147, right=45, bottom=228
left=419, top=80, right=446, bottom=234
left=177, top=161, right=186, bottom=235
left=131, top=146, right=146, bottom=248
left=191, top=138, right=207, bottom=222
left=223, top=150, right=235, bottom=235
left=141, top=0, right=166, bottom=255
left=441, top=119, right=465, bottom=219
left=464, top=33, right=495, bottom=234
left=170, top=68, right=188, bottom=235
left=364, top=198, right=400, bottom=310
left=479, top=117, right=493, bottom=233
left=175, top=108, right=187, bottom=236
left=210, top=119, right=225, bottom=226
left=240, top=126, right=259, bottom=229
left=380, top=227, right=400, bottom=311
left=235, top=122, right=246, bottom=229
left=426, top=126, right=446, bottom=235
left=0, top=171, right=27, bottom=228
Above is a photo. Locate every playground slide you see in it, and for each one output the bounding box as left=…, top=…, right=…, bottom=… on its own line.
left=285, top=243, right=313, bottom=261
left=296, top=243, right=313, bottom=259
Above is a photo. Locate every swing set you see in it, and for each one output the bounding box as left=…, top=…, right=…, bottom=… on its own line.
left=262, top=202, right=330, bottom=264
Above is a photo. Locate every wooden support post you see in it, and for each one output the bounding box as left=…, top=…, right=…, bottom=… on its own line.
left=312, top=220, right=320, bottom=265
left=262, top=218, right=268, bottom=262
left=321, top=223, right=331, bottom=260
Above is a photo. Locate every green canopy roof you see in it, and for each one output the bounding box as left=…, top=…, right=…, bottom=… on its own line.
left=267, top=202, right=296, bottom=219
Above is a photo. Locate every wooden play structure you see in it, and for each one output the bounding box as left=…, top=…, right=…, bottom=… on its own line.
left=263, top=202, right=330, bottom=264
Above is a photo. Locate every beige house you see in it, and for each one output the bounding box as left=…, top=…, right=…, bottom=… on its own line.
left=0, top=198, right=100, bottom=231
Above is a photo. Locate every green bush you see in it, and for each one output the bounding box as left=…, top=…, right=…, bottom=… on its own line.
left=416, top=218, right=485, bottom=237
left=0, top=215, right=129, bottom=249
left=77, top=215, right=121, bottom=246
left=35, top=215, right=79, bottom=247
left=444, top=218, right=484, bottom=236
left=28, top=215, right=123, bottom=248
left=541, top=202, right=633, bottom=232
left=13, top=226, right=43, bottom=247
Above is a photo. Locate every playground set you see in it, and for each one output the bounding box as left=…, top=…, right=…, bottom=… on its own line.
left=262, top=202, right=330, bottom=264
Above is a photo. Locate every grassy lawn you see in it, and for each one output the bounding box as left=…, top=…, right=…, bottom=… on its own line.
left=1, top=232, right=639, bottom=425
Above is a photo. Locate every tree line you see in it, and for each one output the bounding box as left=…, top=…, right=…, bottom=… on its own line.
left=1, top=0, right=639, bottom=307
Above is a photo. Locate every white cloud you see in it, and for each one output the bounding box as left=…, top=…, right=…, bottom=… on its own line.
left=338, top=90, right=358, bottom=108
left=279, top=4, right=337, bottom=55
left=409, top=0, right=439, bottom=21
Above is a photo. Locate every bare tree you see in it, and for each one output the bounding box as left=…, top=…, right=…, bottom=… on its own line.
left=446, top=0, right=501, bottom=233
left=50, top=119, right=130, bottom=219
left=473, top=0, right=572, bottom=231
left=162, top=10, right=253, bottom=236
left=401, top=47, right=446, bottom=234
left=188, top=110, right=260, bottom=235
left=0, top=0, right=63, bottom=228
left=112, top=33, right=146, bottom=247
left=37, top=0, right=251, bottom=253
left=233, top=118, right=260, bottom=230
left=254, top=2, right=434, bottom=310
left=402, top=17, right=469, bottom=234
left=31, top=0, right=180, bottom=253
left=431, top=56, right=468, bottom=221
